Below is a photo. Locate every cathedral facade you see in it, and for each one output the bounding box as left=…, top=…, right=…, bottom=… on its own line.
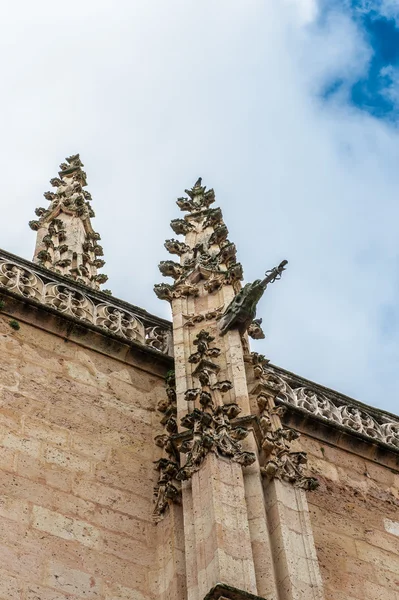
left=0, top=155, right=398, bottom=600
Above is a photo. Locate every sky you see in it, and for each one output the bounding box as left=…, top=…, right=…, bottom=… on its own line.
left=1, top=0, right=399, bottom=414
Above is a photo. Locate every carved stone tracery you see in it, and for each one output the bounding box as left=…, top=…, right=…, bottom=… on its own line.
left=45, top=283, right=94, bottom=322
left=263, top=365, right=399, bottom=450
left=96, top=304, right=143, bottom=342
left=0, top=262, right=43, bottom=301
left=0, top=255, right=173, bottom=354
left=145, top=326, right=174, bottom=355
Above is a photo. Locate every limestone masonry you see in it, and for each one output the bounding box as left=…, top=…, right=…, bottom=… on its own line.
left=0, top=157, right=398, bottom=600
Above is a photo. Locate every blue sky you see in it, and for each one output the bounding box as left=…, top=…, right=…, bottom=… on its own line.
left=0, top=0, right=399, bottom=414
left=320, top=1, right=399, bottom=118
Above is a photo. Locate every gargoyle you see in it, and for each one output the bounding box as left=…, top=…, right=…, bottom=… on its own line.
left=219, top=260, right=288, bottom=336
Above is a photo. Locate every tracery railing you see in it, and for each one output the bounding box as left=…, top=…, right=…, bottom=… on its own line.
left=0, top=254, right=173, bottom=355
left=264, top=367, right=399, bottom=450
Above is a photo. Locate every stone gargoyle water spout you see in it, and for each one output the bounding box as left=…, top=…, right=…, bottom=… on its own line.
left=218, top=260, right=288, bottom=336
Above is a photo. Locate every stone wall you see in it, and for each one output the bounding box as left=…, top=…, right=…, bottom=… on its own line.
left=0, top=311, right=171, bottom=600
left=300, top=434, right=399, bottom=600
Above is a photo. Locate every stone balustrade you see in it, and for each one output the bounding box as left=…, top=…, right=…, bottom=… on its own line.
left=0, top=249, right=173, bottom=356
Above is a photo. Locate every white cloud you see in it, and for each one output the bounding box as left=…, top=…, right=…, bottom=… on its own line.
left=0, top=0, right=399, bottom=413
left=376, top=0, right=399, bottom=22
left=283, top=0, right=319, bottom=24
left=380, top=65, right=399, bottom=106
left=356, top=0, right=399, bottom=24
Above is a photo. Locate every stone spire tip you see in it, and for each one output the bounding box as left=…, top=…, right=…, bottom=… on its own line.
left=29, top=154, right=108, bottom=290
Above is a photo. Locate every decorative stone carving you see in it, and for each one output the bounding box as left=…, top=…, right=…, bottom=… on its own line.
left=208, top=223, right=228, bottom=246
left=188, top=330, right=221, bottom=363
left=248, top=319, right=265, bottom=340
left=259, top=412, right=318, bottom=490
left=175, top=179, right=216, bottom=212
left=153, top=371, right=181, bottom=522
left=264, top=366, right=399, bottom=450
left=177, top=405, right=255, bottom=481
left=158, top=260, right=184, bottom=280
left=0, top=256, right=179, bottom=351
left=153, top=283, right=174, bottom=301
left=45, top=283, right=94, bottom=322
left=154, top=282, right=200, bottom=301
left=164, top=239, right=190, bottom=256
left=30, top=154, right=107, bottom=290
left=0, top=262, right=43, bottom=301
left=219, top=261, right=288, bottom=336
left=96, top=304, right=144, bottom=342
left=170, top=219, right=194, bottom=236
left=145, top=326, right=174, bottom=355
left=204, top=583, right=268, bottom=600
left=155, top=179, right=246, bottom=302
left=153, top=459, right=180, bottom=521
left=203, top=207, right=223, bottom=229
left=203, top=272, right=227, bottom=293
left=177, top=329, right=255, bottom=481
left=183, top=306, right=225, bottom=328
left=252, top=356, right=318, bottom=491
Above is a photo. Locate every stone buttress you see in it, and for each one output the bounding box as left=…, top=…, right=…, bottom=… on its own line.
left=153, top=179, right=326, bottom=600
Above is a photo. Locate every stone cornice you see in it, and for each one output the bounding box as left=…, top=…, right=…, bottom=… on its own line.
left=2, top=248, right=398, bottom=455
left=264, top=362, right=399, bottom=455
left=0, top=248, right=173, bottom=357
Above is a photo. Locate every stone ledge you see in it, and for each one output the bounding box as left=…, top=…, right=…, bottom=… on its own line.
left=269, top=362, right=398, bottom=425
left=204, top=583, right=269, bottom=600
left=263, top=363, right=399, bottom=456
left=0, top=247, right=173, bottom=357
left=0, top=290, right=173, bottom=378
left=0, top=247, right=171, bottom=327
left=282, top=406, right=399, bottom=471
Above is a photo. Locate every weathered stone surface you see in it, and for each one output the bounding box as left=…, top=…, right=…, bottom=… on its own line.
left=0, top=312, right=168, bottom=599
left=203, top=582, right=268, bottom=600
left=303, top=433, right=399, bottom=600
left=2, top=170, right=399, bottom=600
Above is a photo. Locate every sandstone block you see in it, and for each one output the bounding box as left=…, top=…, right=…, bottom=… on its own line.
left=362, top=579, right=398, bottom=600
left=71, top=434, right=111, bottom=461
left=104, top=582, right=150, bottom=600
left=0, top=495, right=30, bottom=524
left=73, top=476, right=151, bottom=522
left=100, top=532, right=154, bottom=566
left=23, top=417, right=69, bottom=447
left=32, top=505, right=101, bottom=549
left=45, top=561, right=101, bottom=598
left=1, top=433, right=41, bottom=458
left=0, top=541, right=43, bottom=582
left=44, top=447, right=92, bottom=473
left=384, top=519, right=399, bottom=538
left=0, top=445, right=16, bottom=472
left=25, top=583, right=70, bottom=600
left=90, top=507, right=148, bottom=541
left=356, top=540, right=399, bottom=572
left=82, top=548, right=148, bottom=591
left=0, top=568, right=22, bottom=600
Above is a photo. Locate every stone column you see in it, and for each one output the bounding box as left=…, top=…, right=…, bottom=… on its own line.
left=153, top=179, right=324, bottom=600
left=154, top=180, right=273, bottom=600
left=248, top=362, right=325, bottom=600
left=265, top=480, right=324, bottom=600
